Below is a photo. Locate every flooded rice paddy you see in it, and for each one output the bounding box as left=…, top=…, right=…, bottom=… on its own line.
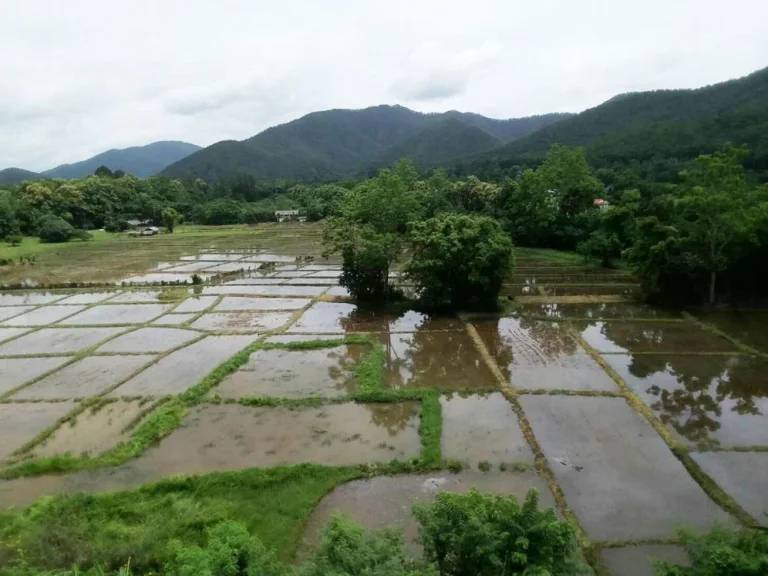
left=0, top=223, right=766, bottom=573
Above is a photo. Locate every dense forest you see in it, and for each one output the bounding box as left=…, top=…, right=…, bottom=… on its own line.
left=456, top=66, right=768, bottom=183
left=3, top=136, right=767, bottom=306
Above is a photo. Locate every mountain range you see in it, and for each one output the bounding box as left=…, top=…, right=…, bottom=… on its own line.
left=161, top=107, right=570, bottom=182
left=0, top=141, right=201, bottom=185
left=2, top=66, right=766, bottom=186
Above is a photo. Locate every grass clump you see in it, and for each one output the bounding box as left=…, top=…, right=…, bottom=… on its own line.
left=654, top=525, right=768, bottom=575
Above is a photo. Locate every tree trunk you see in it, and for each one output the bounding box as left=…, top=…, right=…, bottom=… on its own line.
left=709, top=270, right=717, bottom=306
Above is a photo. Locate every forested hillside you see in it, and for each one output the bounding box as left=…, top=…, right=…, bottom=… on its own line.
left=43, top=141, right=201, bottom=179
left=458, top=66, right=768, bottom=181
left=161, top=105, right=569, bottom=181
left=366, top=118, right=501, bottom=172
left=0, top=168, right=40, bottom=185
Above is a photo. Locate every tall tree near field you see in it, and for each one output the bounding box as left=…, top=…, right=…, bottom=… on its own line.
left=675, top=144, right=754, bottom=305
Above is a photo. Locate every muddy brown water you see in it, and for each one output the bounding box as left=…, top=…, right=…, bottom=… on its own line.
left=97, top=327, right=199, bottom=353
left=0, top=327, right=125, bottom=355
left=0, top=357, right=72, bottom=396
left=214, top=344, right=369, bottom=399
left=190, top=311, right=293, bottom=332
left=603, top=353, right=768, bottom=449
left=61, top=304, right=171, bottom=325
left=31, top=400, right=151, bottom=458
left=0, top=402, right=78, bottom=460
left=2, top=305, right=86, bottom=326
left=134, top=402, right=421, bottom=473
left=378, top=331, right=498, bottom=390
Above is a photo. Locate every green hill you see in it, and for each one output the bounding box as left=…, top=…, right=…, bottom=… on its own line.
left=161, top=105, right=569, bottom=182
left=367, top=118, right=502, bottom=171
left=42, top=141, right=201, bottom=179
left=462, top=66, right=768, bottom=177
left=0, top=167, right=41, bottom=186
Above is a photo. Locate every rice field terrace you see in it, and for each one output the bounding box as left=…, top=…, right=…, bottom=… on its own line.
left=0, top=222, right=766, bottom=576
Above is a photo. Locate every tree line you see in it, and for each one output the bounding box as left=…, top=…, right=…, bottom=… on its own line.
left=3, top=141, right=768, bottom=306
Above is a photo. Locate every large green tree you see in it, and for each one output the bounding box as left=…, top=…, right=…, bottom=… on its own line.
left=404, top=214, right=514, bottom=309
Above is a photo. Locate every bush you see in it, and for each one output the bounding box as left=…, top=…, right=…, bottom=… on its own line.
left=414, top=489, right=584, bottom=576
left=38, top=216, right=75, bottom=243
left=654, top=526, right=768, bottom=576
left=404, top=214, right=514, bottom=309
left=5, top=235, right=22, bottom=247
left=38, top=216, right=91, bottom=243
left=104, top=218, right=130, bottom=233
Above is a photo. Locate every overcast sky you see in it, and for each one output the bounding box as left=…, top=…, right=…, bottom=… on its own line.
left=2, top=0, right=767, bottom=171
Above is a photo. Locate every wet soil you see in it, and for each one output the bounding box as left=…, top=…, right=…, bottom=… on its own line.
left=137, top=402, right=421, bottom=472
left=0, top=402, right=77, bottom=460
left=215, top=345, right=369, bottom=399
left=440, top=393, right=533, bottom=466
left=11, top=355, right=155, bottom=400
left=0, top=357, right=72, bottom=396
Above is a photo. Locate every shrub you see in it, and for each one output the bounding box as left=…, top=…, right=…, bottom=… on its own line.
left=404, top=214, right=514, bottom=309
left=414, top=489, right=584, bottom=576
left=104, top=218, right=130, bottom=233
left=6, top=235, right=22, bottom=247
left=38, top=216, right=76, bottom=243
left=654, top=525, right=768, bottom=576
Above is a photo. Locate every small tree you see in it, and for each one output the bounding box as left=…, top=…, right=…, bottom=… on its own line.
left=414, top=489, right=583, bottom=576
left=161, top=207, right=179, bottom=233
left=404, top=214, right=514, bottom=309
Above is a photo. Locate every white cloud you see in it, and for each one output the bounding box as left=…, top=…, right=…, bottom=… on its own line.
left=1, top=0, right=766, bottom=171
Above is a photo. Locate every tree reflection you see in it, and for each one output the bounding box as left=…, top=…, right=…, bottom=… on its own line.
left=626, top=354, right=767, bottom=448
left=366, top=401, right=420, bottom=435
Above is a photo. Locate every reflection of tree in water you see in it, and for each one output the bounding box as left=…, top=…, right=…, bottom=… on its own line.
left=325, top=343, right=370, bottom=396
left=366, top=402, right=420, bottom=435
left=598, top=322, right=669, bottom=352
left=627, top=355, right=767, bottom=448
left=383, top=330, right=485, bottom=389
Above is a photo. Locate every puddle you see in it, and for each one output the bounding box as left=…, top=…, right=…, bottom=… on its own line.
left=283, top=278, right=337, bottom=285
left=514, top=302, right=679, bottom=320
left=110, top=335, right=256, bottom=396
left=0, top=306, right=35, bottom=323
left=214, top=296, right=310, bottom=311
left=215, top=345, right=369, bottom=399
left=601, top=546, right=690, bottom=576
left=32, top=400, right=152, bottom=458
left=271, top=271, right=309, bottom=278
left=223, top=278, right=286, bottom=285
left=190, top=311, right=292, bottom=332
left=339, top=309, right=463, bottom=333
left=172, top=295, right=218, bottom=313
left=167, top=261, right=222, bottom=272
left=152, top=313, right=197, bottom=326
left=0, top=327, right=29, bottom=344
left=138, top=402, right=421, bottom=473
left=0, top=357, right=71, bottom=396
left=473, top=317, right=616, bottom=391
left=1, top=305, right=86, bottom=326
left=97, top=327, right=199, bottom=353
left=264, top=334, right=336, bottom=344
left=0, top=402, right=78, bottom=460
left=301, top=471, right=554, bottom=557
left=61, top=304, right=170, bottom=325
left=0, top=293, right=63, bottom=306
left=12, top=355, right=155, bottom=400
left=696, top=310, right=768, bottom=353
left=202, top=262, right=257, bottom=273
left=121, top=273, right=215, bottom=284
left=288, top=302, right=357, bottom=333
left=202, top=285, right=327, bottom=297
left=109, top=291, right=161, bottom=303
left=542, top=285, right=641, bottom=297
left=603, top=354, right=768, bottom=448
left=55, top=292, right=121, bottom=305
left=0, top=327, right=125, bottom=355
left=578, top=321, right=739, bottom=353
left=181, top=253, right=245, bottom=262
left=441, top=393, right=533, bottom=466
left=380, top=331, right=498, bottom=390
left=520, top=395, right=731, bottom=541
left=692, top=452, right=768, bottom=526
